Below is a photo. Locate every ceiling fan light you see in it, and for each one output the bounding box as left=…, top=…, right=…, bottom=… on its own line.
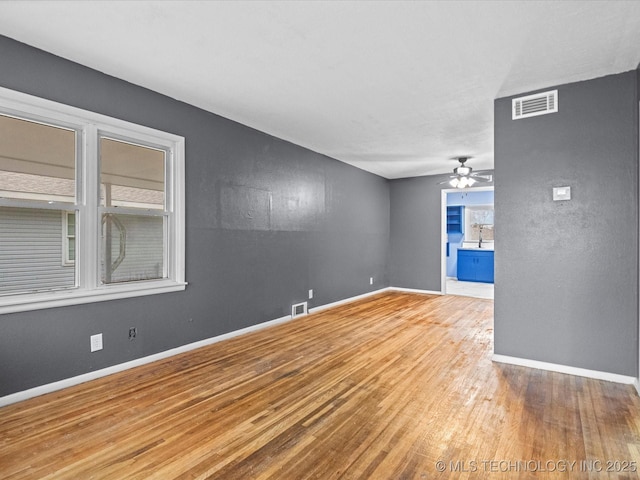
left=442, top=156, right=480, bottom=189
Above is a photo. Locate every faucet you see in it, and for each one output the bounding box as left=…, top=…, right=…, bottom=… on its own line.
left=478, top=224, right=483, bottom=248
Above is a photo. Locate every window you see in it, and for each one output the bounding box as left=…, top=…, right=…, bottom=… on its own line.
left=464, top=205, right=494, bottom=243
left=100, top=138, right=167, bottom=284
left=0, top=87, right=185, bottom=314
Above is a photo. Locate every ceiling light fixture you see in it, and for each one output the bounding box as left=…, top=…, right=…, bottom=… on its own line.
left=439, top=156, right=491, bottom=189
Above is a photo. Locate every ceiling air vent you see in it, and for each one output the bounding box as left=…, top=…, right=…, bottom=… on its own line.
left=512, top=90, right=558, bottom=120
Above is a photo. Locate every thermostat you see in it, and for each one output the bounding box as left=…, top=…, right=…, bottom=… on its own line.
left=553, top=186, right=571, bottom=201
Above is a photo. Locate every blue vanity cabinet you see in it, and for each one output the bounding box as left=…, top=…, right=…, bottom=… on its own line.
left=457, top=249, right=494, bottom=283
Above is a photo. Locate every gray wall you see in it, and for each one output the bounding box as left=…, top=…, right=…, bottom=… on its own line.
left=0, top=36, right=390, bottom=397
left=494, top=71, right=638, bottom=376
left=389, top=176, right=494, bottom=291
left=389, top=177, right=442, bottom=291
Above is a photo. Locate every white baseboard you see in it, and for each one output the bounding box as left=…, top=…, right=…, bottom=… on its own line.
left=492, top=354, right=636, bottom=385
left=388, top=286, right=443, bottom=295
left=308, top=287, right=389, bottom=314
left=17, top=289, right=634, bottom=408
left=307, top=286, right=441, bottom=315
left=0, top=313, right=299, bottom=408
left=0, top=288, right=393, bottom=407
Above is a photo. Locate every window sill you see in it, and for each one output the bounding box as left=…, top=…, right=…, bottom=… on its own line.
left=0, top=280, right=187, bottom=315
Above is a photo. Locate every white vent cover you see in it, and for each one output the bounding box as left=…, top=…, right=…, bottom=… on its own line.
left=512, top=90, right=558, bottom=119
left=291, top=301, right=308, bottom=318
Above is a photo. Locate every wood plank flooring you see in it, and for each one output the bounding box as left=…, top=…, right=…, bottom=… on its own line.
left=1, top=291, right=639, bottom=479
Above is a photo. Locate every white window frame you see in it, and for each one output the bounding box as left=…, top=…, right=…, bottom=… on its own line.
left=0, top=87, right=186, bottom=314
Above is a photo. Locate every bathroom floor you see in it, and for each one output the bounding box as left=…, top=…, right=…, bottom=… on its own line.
left=446, top=277, right=494, bottom=300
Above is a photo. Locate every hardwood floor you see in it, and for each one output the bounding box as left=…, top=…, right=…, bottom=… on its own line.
left=1, top=291, right=639, bottom=479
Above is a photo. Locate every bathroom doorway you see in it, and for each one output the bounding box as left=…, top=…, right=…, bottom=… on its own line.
left=441, top=186, right=494, bottom=299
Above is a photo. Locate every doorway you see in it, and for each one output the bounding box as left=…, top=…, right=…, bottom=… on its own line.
left=441, top=186, right=494, bottom=299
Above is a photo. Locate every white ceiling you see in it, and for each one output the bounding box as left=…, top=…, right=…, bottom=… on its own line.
left=0, top=1, right=639, bottom=179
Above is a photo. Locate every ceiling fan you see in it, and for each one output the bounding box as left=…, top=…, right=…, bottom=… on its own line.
left=438, top=156, right=492, bottom=189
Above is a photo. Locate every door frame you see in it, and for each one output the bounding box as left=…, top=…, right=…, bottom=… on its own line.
left=637, top=103, right=640, bottom=395
left=440, top=185, right=494, bottom=294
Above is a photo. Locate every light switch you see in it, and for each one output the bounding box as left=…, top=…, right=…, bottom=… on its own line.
left=553, top=186, right=571, bottom=201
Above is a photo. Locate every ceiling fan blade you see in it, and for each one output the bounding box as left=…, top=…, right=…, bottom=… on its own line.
left=470, top=176, right=491, bottom=183
left=437, top=174, right=457, bottom=183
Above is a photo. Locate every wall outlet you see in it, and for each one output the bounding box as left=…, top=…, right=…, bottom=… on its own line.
left=129, top=327, right=137, bottom=340
left=90, top=333, right=103, bottom=352
left=370, top=277, right=374, bottom=285
left=308, top=289, right=313, bottom=299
